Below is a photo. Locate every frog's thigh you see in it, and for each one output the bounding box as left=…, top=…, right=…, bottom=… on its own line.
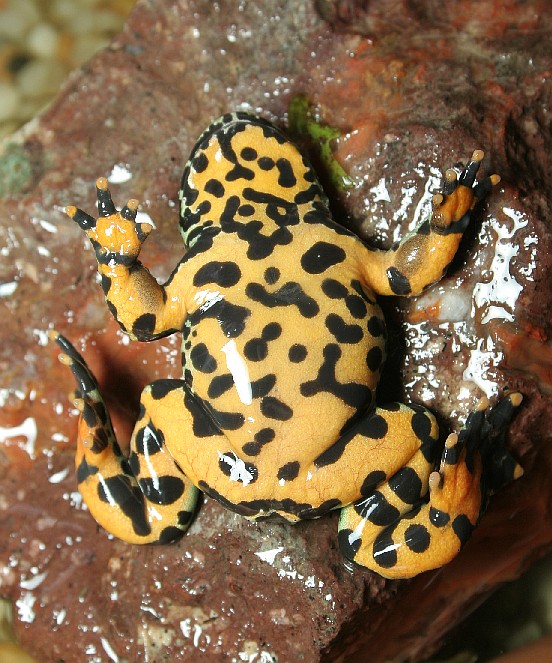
left=144, top=381, right=230, bottom=493
left=312, top=403, right=439, bottom=504
left=148, top=382, right=272, bottom=514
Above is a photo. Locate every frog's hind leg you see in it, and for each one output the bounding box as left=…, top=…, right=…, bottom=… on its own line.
left=52, top=332, right=199, bottom=544
left=338, top=394, right=523, bottom=579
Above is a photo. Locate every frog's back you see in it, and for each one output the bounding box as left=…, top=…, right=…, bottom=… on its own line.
left=178, top=113, right=386, bottom=465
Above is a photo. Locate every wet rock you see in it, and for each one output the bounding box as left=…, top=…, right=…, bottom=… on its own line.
left=0, top=0, right=551, bottom=661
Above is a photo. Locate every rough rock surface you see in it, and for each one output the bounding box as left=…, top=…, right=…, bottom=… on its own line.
left=0, top=0, right=551, bottom=661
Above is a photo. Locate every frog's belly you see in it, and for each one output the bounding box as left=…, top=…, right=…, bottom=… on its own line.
left=181, top=295, right=386, bottom=464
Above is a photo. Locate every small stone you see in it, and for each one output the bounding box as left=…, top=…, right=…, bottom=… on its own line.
left=0, top=82, right=21, bottom=122
left=15, top=60, right=66, bottom=100
left=26, top=23, right=60, bottom=60
left=10, top=0, right=42, bottom=26
left=0, top=8, right=37, bottom=40
left=50, top=0, right=83, bottom=24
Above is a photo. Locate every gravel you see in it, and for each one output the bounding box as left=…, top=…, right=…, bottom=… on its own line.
left=0, top=0, right=134, bottom=139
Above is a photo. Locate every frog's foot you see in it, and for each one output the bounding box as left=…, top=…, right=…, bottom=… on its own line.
left=364, top=150, right=500, bottom=297
left=51, top=331, right=198, bottom=544
left=463, top=391, right=523, bottom=496
left=338, top=394, right=522, bottom=579
left=66, top=177, right=152, bottom=263
left=430, top=150, right=500, bottom=235
left=67, top=179, right=183, bottom=342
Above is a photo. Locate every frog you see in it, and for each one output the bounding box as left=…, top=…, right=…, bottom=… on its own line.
left=52, top=112, right=522, bottom=579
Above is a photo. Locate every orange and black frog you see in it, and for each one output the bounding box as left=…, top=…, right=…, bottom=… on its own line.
left=52, top=112, right=521, bottom=578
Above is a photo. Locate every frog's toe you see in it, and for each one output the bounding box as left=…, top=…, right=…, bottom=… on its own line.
left=52, top=332, right=117, bottom=456
left=453, top=149, right=501, bottom=203
left=430, top=430, right=483, bottom=534
left=487, top=391, right=523, bottom=430
left=474, top=173, right=501, bottom=201
left=65, top=204, right=96, bottom=230
left=435, top=390, right=523, bottom=514
left=458, top=149, right=484, bottom=188
left=480, top=391, right=524, bottom=493
left=434, top=151, right=484, bottom=205
left=95, top=176, right=117, bottom=216
left=430, top=149, right=499, bottom=236
left=442, top=168, right=458, bottom=195
left=53, top=333, right=104, bottom=409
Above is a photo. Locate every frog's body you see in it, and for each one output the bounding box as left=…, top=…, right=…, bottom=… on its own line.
left=54, top=113, right=521, bottom=578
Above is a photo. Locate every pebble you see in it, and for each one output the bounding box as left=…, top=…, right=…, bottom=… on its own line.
left=25, top=23, right=60, bottom=60
left=0, top=0, right=134, bottom=139
left=16, top=59, right=67, bottom=100
left=0, top=82, right=21, bottom=123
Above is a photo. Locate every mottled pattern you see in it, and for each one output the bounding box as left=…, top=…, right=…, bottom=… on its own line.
left=56, top=113, right=521, bottom=577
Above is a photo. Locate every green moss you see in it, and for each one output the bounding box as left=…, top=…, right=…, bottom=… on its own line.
left=0, top=143, right=33, bottom=197
left=288, top=94, right=354, bottom=192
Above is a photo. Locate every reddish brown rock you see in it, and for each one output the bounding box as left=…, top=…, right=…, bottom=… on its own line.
left=0, top=1, right=551, bottom=661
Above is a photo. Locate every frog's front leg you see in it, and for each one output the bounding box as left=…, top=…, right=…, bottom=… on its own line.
left=67, top=178, right=187, bottom=340
left=52, top=332, right=199, bottom=543
left=338, top=394, right=523, bottom=578
left=362, top=151, right=500, bottom=296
